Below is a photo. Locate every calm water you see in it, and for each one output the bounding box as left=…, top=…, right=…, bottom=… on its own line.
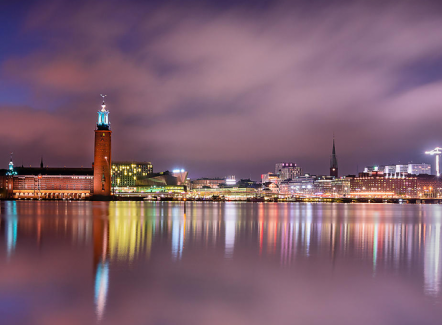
left=0, top=201, right=441, bottom=325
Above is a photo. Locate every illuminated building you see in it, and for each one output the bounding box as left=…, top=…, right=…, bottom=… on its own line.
left=275, top=162, right=302, bottom=180
left=408, top=163, right=431, bottom=175
left=279, top=175, right=315, bottom=195
left=171, top=169, right=189, bottom=186
left=364, top=163, right=432, bottom=177
left=1, top=96, right=110, bottom=200
left=313, top=176, right=350, bottom=196
left=225, top=175, right=237, bottom=186
left=93, top=95, right=112, bottom=197
left=190, top=186, right=259, bottom=200
left=350, top=173, right=442, bottom=197
left=0, top=163, right=94, bottom=199
left=262, top=173, right=279, bottom=184
left=191, top=178, right=225, bottom=189
left=330, top=136, right=338, bottom=177
left=111, top=161, right=153, bottom=187
left=113, top=171, right=188, bottom=196
left=364, top=166, right=382, bottom=173
left=383, top=165, right=396, bottom=174
left=278, top=175, right=350, bottom=196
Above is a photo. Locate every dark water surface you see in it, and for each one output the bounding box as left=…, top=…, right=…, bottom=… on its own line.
left=0, top=201, right=441, bottom=325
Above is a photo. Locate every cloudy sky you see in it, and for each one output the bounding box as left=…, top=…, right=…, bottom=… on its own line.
left=1, top=0, right=442, bottom=179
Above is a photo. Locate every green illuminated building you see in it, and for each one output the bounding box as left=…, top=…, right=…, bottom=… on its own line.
left=111, top=161, right=153, bottom=187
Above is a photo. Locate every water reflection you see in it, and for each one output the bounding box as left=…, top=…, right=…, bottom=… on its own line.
left=5, top=201, right=17, bottom=258
left=1, top=201, right=442, bottom=322
left=93, top=205, right=109, bottom=320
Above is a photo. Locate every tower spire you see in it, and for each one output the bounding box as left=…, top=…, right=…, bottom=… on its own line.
left=7, top=152, right=17, bottom=176
left=330, top=135, right=338, bottom=177
left=97, top=94, right=110, bottom=130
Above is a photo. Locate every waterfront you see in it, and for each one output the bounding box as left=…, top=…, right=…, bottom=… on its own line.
left=0, top=201, right=441, bottom=324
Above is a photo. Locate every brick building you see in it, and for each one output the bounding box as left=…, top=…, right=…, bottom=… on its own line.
left=0, top=167, right=94, bottom=199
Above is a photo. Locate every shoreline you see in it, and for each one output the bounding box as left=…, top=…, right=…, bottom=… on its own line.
left=1, top=197, right=440, bottom=204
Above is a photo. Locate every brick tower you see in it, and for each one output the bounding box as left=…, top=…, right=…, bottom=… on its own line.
left=93, top=95, right=112, bottom=198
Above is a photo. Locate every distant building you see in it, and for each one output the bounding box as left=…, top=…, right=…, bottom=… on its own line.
left=384, top=165, right=395, bottom=174
left=225, top=175, right=237, bottom=186
left=236, top=179, right=260, bottom=188
left=408, top=163, right=431, bottom=175
left=364, top=163, right=431, bottom=177
left=262, top=173, right=279, bottom=184
left=314, top=176, right=350, bottom=196
left=364, top=166, right=382, bottom=173
left=278, top=174, right=350, bottom=196
left=350, top=173, right=441, bottom=197
left=279, top=174, right=316, bottom=195
left=171, top=169, right=188, bottom=186
left=191, top=178, right=225, bottom=189
left=111, top=161, right=153, bottom=187
left=275, top=162, right=302, bottom=180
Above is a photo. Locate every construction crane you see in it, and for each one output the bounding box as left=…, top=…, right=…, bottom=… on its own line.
left=425, top=147, right=442, bottom=177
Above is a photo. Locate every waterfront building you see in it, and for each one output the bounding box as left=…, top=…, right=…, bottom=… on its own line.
left=279, top=174, right=316, bottom=196
left=191, top=178, right=225, bottom=189
left=314, top=176, right=351, bottom=196
left=94, top=96, right=112, bottom=197
left=330, top=137, right=338, bottom=177
left=275, top=162, right=302, bottom=180
left=350, top=173, right=441, bottom=197
left=0, top=165, right=94, bottom=199
left=191, top=187, right=260, bottom=200
left=111, top=161, right=153, bottom=187
left=278, top=174, right=350, bottom=197
left=171, top=169, right=189, bottom=186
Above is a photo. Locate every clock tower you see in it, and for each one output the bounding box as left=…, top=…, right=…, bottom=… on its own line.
left=93, top=95, right=112, bottom=197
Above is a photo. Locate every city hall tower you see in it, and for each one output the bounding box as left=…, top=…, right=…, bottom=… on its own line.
left=94, top=95, right=112, bottom=197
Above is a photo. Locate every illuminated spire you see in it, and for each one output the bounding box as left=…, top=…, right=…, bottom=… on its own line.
left=9, top=152, right=13, bottom=170
left=7, top=152, right=17, bottom=176
left=97, top=94, right=110, bottom=130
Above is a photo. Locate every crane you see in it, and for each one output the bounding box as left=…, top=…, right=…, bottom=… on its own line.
left=425, top=147, right=442, bottom=177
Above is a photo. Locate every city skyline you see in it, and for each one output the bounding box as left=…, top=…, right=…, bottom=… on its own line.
left=1, top=0, right=442, bottom=179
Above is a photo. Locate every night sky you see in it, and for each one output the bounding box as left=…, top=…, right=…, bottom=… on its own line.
left=1, top=0, right=442, bottom=179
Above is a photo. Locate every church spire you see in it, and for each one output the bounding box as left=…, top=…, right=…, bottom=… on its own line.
left=7, top=152, right=17, bottom=176
left=330, top=135, right=338, bottom=177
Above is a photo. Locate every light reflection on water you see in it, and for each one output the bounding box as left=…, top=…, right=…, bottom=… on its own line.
left=0, top=201, right=442, bottom=324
